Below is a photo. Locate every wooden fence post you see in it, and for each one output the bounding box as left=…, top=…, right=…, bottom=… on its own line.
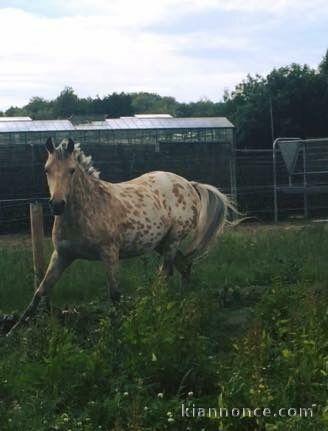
left=30, top=202, right=45, bottom=290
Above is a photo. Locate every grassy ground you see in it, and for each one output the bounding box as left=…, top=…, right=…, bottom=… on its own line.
left=0, top=224, right=327, bottom=430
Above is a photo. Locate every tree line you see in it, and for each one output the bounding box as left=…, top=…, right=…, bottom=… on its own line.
left=2, top=50, right=328, bottom=149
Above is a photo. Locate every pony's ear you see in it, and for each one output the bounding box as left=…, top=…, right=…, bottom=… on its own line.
left=67, top=138, right=75, bottom=154
left=45, top=137, right=55, bottom=154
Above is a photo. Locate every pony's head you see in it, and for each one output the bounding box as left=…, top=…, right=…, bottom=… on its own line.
left=44, top=137, right=77, bottom=215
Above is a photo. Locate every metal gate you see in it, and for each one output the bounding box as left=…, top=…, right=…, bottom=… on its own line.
left=273, top=137, right=328, bottom=222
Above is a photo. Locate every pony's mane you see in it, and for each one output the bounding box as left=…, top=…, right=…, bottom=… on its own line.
left=74, top=143, right=100, bottom=178
left=57, top=140, right=100, bottom=178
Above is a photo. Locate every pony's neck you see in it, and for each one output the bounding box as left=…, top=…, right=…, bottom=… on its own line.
left=66, top=165, right=103, bottom=218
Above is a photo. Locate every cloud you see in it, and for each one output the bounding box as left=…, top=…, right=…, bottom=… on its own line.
left=0, top=0, right=327, bottom=110
left=0, top=5, right=250, bottom=109
left=45, top=0, right=328, bottom=19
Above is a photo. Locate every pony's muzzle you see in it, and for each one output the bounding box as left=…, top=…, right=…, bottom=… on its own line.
left=49, top=199, right=66, bottom=215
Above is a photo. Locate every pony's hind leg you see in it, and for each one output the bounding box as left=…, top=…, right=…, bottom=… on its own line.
left=159, top=258, right=174, bottom=279
left=159, top=247, right=192, bottom=291
left=174, top=250, right=192, bottom=289
left=157, top=238, right=179, bottom=280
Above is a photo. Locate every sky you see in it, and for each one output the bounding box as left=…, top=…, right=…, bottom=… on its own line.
left=0, top=0, right=327, bottom=110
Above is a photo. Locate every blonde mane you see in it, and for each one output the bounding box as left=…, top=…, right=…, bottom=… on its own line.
left=58, top=140, right=100, bottom=178
left=73, top=143, right=100, bottom=178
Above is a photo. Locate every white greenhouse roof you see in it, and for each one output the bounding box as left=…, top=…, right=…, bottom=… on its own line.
left=0, top=116, right=32, bottom=122
left=0, top=117, right=234, bottom=133
left=134, top=114, right=173, bottom=118
left=103, top=116, right=234, bottom=130
left=0, top=120, right=75, bottom=133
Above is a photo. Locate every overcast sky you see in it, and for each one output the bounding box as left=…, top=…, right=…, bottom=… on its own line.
left=0, top=0, right=327, bottom=110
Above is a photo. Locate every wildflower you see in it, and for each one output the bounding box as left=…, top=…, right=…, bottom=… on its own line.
left=167, top=411, right=173, bottom=417
left=168, top=417, right=175, bottom=423
left=187, top=391, right=194, bottom=397
left=13, top=402, right=21, bottom=411
left=144, top=406, right=149, bottom=411
left=62, top=414, right=69, bottom=423
left=123, top=392, right=129, bottom=397
left=157, top=392, right=163, bottom=398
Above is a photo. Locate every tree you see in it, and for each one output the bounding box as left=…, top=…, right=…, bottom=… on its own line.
left=25, top=97, right=54, bottom=119
left=223, top=61, right=328, bottom=148
left=104, top=93, right=134, bottom=118
left=54, top=87, right=79, bottom=118
left=131, top=92, right=166, bottom=114
left=223, top=74, right=272, bottom=148
left=318, top=49, right=328, bottom=76
left=267, top=63, right=327, bottom=139
left=4, top=106, right=27, bottom=117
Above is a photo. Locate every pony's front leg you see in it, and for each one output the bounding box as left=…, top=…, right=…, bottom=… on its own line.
left=7, top=251, right=71, bottom=335
left=100, top=246, right=120, bottom=303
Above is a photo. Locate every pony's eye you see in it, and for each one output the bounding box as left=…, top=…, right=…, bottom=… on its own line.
left=70, top=168, right=76, bottom=175
left=44, top=168, right=49, bottom=175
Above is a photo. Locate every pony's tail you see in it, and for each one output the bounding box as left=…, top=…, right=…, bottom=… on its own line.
left=184, top=182, right=238, bottom=259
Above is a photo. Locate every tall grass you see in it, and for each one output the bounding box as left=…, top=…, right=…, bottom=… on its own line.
left=0, top=225, right=327, bottom=430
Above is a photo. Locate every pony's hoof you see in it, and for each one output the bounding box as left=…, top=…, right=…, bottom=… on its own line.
left=110, top=289, right=122, bottom=303
left=0, top=314, right=18, bottom=337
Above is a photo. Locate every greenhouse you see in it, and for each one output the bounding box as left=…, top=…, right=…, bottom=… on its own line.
left=0, top=116, right=234, bottom=147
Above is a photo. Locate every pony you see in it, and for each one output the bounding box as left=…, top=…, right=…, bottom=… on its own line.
left=8, top=137, right=236, bottom=334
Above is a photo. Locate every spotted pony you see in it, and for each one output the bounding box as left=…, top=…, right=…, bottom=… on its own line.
left=9, top=138, right=236, bottom=333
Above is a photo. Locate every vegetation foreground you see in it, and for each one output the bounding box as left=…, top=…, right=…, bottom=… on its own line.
left=0, top=224, right=327, bottom=430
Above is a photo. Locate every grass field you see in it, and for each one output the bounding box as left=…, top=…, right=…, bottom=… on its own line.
left=0, top=224, right=327, bottom=430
